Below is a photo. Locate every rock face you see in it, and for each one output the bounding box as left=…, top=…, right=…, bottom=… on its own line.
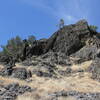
left=71, top=35, right=100, bottom=61
left=45, top=20, right=91, bottom=55
left=25, top=39, right=47, bottom=57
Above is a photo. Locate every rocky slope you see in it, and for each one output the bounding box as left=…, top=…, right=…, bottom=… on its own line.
left=0, top=20, right=100, bottom=100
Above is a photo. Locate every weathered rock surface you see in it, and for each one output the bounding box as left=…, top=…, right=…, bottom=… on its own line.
left=11, top=68, right=32, bottom=80
left=0, top=67, right=32, bottom=80
left=0, top=65, right=13, bottom=76
left=45, top=20, right=91, bottom=56
left=88, top=58, right=100, bottom=81
left=25, top=39, right=47, bottom=57
left=71, top=36, right=100, bottom=63
left=0, top=83, right=33, bottom=100
left=47, top=90, right=100, bottom=100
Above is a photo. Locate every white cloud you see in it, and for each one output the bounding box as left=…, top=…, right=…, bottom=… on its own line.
left=66, top=15, right=74, bottom=21
left=20, top=0, right=90, bottom=24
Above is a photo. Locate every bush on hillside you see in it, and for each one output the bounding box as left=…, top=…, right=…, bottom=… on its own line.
left=89, top=25, right=98, bottom=32
left=0, top=35, right=36, bottom=63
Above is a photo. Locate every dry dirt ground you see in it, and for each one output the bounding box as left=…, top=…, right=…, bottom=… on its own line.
left=0, top=60, right=100, bottom=100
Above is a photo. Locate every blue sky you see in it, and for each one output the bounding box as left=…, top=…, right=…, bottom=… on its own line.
left=0, top=0, right=100, bottom=49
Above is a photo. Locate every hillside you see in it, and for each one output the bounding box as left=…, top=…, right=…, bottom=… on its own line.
left=0, top=20, right=100, bottom=100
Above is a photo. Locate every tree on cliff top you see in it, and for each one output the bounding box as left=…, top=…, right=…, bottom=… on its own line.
left=57, top=19, right=65, bottom=29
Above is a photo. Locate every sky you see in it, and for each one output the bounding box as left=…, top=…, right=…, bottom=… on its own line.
left=0, top=0, right=100, bottom=49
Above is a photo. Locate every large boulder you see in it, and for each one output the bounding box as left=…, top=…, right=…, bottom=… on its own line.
left=71, top=35, right=100, bottom=63
left=41, top=51, right=70, bottom=65
left=71, top=45, right=98, bottom=62
left=88, top=58, right=100, bottom=81
left=0, top=55, right=11, bottom=65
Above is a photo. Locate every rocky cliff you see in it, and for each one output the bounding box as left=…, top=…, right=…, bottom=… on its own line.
left=22, top=20, right=100, bottom=58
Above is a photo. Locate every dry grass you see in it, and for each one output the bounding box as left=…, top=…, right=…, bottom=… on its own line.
left=0, top=72, right=100, bottom=100
left=0, top=61, right=100, bottom=93
left=17, top=95, right=77, bottom=100
left=58, top=96, right=77, bottom=100
left=17, top=96, right=33, bottom=100
left=33, top=72, right=100, bottom=93
left=0, top=72, right=99, bottom=92
left=0, top=61, right=100, bottom=100
left=55, top=60, right=92, bottom=73
left=0, top=64, right=4, bottom=71
left=71, top=60, right=92, bottom=71
left=16, top=92, right=42, bottom=100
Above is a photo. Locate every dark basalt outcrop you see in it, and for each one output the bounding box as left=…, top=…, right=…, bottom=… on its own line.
left=26, top=39, right=47, bottom=57
left=14, top=20, right=100, bottom=61
left=21, top=20, right=98, bottom=65
left=45, top=20, right=91, bottom=55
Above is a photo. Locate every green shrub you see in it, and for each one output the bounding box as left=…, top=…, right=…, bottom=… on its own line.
left=89, top=25, right=98, bottom=32
left=1, top=35, right=36, bottom=62
left=28, top=35, right=36, bottom=46
left=1, top=36, right=24, bottom=61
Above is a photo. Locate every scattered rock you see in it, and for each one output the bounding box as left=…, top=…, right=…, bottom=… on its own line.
left=66, top=67, right=72, bottom=74
left=48, top=90, right=100, bottom=100
left=35, top=71, right=53, bottom=77
left=12, top=68, right=32, bottom=80
left=0, top=66, right=13, bottom=76
left=0, top=67, right=32, bottom=80
left=0, top=83, right=33, bottom=100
